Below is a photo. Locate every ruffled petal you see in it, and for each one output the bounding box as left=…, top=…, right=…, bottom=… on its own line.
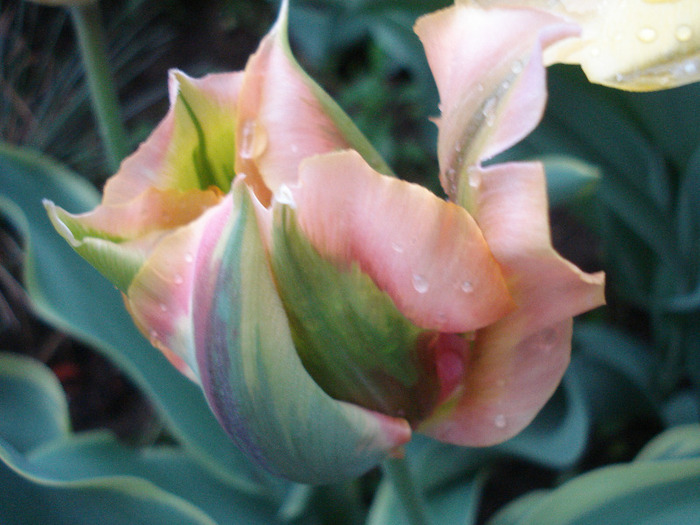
left=463, top=0, right=700, bottom=91
left=193, top=182, right=410, bottom=483
left=415, top=4, right=578, bottom=202
left=289, top=150, right=514, bottom=333
left=420, top=162, right=604, bottom=445
left=235, top=0, right=390, bottom=206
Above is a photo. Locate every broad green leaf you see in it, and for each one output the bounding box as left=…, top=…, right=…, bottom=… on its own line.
left=541, top=155, right=600, bottom=208
left=636, top=424, right=700, bottom=462
left=0, top=143, right=281, bottom=495
left=26, top=431, right=284, bottom=525
left=0, top=438, right=216, bottom=525
left=0, top=352, right=71, bottom=453
left=571, top=324, right=660, bottom=425
left=486, top=426, right=700, bottom=525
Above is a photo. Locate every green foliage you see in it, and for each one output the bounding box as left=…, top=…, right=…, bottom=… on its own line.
left=487, top=425, right=700, bottom=525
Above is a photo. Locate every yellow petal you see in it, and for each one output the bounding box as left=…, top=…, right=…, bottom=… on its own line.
left=463, top=0, right=700, bottom=91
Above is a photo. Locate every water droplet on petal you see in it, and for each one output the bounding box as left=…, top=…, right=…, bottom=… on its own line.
left=482, top=97, right=497, bottom=127
left=149, top=329, right=159, bottom=341
left=391, top=242, right=404, bottom=254
left=676, top=25, right=693, bottom=42
left=159, top=303, right=168, bottom=312
left=684, top=59, right=698, bottom=75
left=275, top=184, right=297, bottom=208
left=476, top=83, right=485, bottom=92
left=184, top=252, right=194, bottom=264
left=511, top=59, right=523, bottom=75
left=494, top=414, right=507, bottom=428
left=637, top=27, right=657, bottom=43
left=412, top=274, right=429, bottom=294
left=291, top=144, right=299, bottom=154
left=239, top=120, right=267, bottom=159
left=468, top=170, right=481, bottom=190
left=461, top=280, right=474, bottom=293
left=589, top=46, right=601, bottom=57
left=173, top=274, right=184, bottom=285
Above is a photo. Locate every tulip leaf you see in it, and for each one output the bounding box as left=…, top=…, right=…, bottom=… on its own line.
left=541, top=155, right=600, bottom=208
left=271, top=205, right=441, bottom=425
left=25, top=432, right=283, bottom=525
left=0, top=353, right=71, bottom=454
left=367, top=466, right=486, bottom=525
left=0, top=143, right=280, bottom=495
left=194, top=185, right=409, bottom=484
left=486, top=426, right=700, bottom=525
left=0, top=439, right=217, bottom=525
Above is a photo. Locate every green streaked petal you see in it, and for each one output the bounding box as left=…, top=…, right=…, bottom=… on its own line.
left=102, top=71, right=242, bottom=205
left=193, top=183, right=410, bottom=484
left=44, top=200, right=151, bottom=292
left=271, top=203, right=442, bottom=425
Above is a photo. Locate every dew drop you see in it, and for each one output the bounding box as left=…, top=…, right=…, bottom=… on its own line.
left=149, top=329, right=159, bottom=341
left=290, top=144, right=300, bottom=154
left=683, top=59, right=698, bottom=75
left=173, top=274, right=184, bottom=285
left=637, top=27, right=657, bottom=43
left=476, top=83, right=485, bottom=92
left=184, top=252, right=194, bottom=264
left=511, top=59, right=523, bottom=75
left=391, top=242, right=404, bottom=254
left=468, top=170, right=481, bottom=190
left=482, top=97, right=498, bottom=127
left=275, top=184, right=297, bottom=208
left=501, top=80, right=511, bottom=91
left=494, top=414, right=507, bottom=429
left=461, top=280, right=474, bottom=293
left=159, top=303, right=168, bottom=312
left=239, top=120, right=267, bottom=159
left=589, top=46, right=601, bottom=57
left=675, top=25, right=693, bottom=42
left=412, top=274, right=429, bottom=294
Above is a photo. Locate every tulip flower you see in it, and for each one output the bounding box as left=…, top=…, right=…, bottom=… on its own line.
left=46, top=1, right=606, bottom=483
left=462, top=0, right=700, bottom=91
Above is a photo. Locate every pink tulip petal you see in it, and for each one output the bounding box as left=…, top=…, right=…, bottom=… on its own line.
left=290, top=150, right=514, bottom=332
left=235, top=21, right=350, bottom=206
left=68, top=187, right=223, bottom=241
left=420, top=162, right=604, bottom=445
left=103, top=71, right=242, bottom=206
left=415, top=5, right=577, bottom=200
left=125, top=193, right=236, bottom=381
left=235, top=5, right=390, bottom=206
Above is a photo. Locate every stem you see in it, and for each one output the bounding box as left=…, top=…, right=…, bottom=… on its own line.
left=70, top=1, right=129, bottom=172
left=383, top=457, right=431, bottom=525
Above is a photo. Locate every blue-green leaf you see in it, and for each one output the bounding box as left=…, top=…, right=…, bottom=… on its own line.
left=0, top=352, right=70, bottom=453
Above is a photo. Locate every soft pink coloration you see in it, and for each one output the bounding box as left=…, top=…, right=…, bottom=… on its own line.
left=291, top=150, right=514, bottom=333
